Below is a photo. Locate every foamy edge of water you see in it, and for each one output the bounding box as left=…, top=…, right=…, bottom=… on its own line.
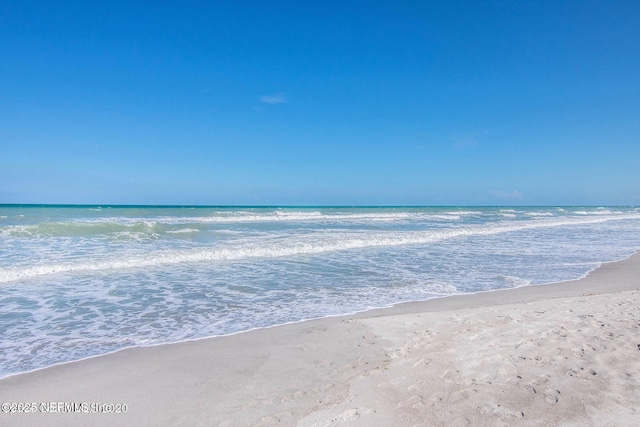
left=2, top=249, right=636, bottom=381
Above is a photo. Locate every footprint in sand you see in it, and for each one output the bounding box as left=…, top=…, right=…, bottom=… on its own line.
left=544, top=387, right=561, bottom=404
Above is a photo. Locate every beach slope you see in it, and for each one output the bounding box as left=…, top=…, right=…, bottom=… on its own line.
left=1, top=252, right=639, bottom=426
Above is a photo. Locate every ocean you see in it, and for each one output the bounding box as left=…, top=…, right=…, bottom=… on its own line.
left=1, top=205, right=639, bottom=378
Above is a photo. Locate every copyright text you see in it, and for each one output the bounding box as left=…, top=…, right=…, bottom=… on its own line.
left=2, top=402, right=127, bottom=414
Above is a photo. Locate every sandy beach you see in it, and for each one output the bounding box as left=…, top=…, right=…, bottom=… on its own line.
left=1, top=251, right=639, bottom=426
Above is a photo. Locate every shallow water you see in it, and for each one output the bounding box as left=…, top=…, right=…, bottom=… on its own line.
left=1, top=205, right=640, bottom=377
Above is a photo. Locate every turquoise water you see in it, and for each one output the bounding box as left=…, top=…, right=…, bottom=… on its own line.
left=1, top=205, right=640, bottom=377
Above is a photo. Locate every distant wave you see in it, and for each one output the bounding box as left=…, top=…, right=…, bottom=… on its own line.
left=574, top=210, right=613, bottom=215
left=525, top=212, right=555, bottom=217
left=0, top=212, right=418, bottom=237
left=166, top=228, right=200, bottom=234
left=170, top=211, right=416, bottom=223
left=4, top=209, right=637, bottom=239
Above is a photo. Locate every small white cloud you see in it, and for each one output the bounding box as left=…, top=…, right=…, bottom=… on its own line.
left=259, top=93, right=287, bottom=104
left=491, top=190, right=523, bottom=200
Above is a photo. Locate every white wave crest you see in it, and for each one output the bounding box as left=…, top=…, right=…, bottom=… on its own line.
left=573, top=210, right=613, bottom=215
left=166, top=228, right=200, bottom=234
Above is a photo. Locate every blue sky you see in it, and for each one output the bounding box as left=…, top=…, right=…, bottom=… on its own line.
left=1, top=1, right=638, bottom=205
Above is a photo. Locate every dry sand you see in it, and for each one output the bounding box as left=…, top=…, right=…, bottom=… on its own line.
left=1, top=252, right=639, bottom=426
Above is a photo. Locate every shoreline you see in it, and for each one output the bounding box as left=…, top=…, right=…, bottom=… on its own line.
left=1, top=250, right=639, bottom=425
left=2, top=251, right=635, bottom=382
left=357, top=249, right=640, bottom=317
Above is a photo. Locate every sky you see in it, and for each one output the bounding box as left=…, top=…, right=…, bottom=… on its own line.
left=1, top=1, right=639, bottom=206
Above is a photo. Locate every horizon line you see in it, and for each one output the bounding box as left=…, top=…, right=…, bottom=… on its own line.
left=0, top=204, right=635, bottom=209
